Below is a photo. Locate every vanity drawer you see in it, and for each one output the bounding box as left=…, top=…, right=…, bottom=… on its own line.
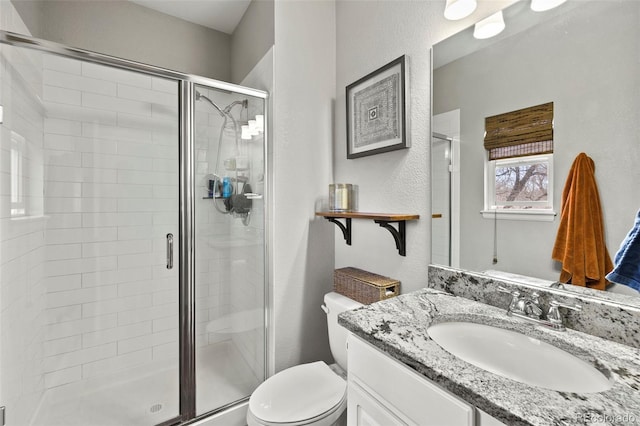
left=348, top=335, right=475, bottom=426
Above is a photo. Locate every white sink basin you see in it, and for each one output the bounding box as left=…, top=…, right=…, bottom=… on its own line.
left=427, top=321, right=612, bottom=393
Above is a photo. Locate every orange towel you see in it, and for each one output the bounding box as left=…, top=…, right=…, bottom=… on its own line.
left=551, top=153, right=613, bottom=290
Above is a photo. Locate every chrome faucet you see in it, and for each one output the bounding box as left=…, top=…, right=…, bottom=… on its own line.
left=498, top=287, right=542, bottom=318
left=521, top=291, right=544, bottom=319
left=497, top=287, right=581, bottom=331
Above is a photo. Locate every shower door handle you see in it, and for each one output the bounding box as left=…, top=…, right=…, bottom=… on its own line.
left=166, top=233, right=174, bottom=269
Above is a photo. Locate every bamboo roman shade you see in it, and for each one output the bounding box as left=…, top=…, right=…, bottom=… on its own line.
left=484, top=102, right=554, bottom=160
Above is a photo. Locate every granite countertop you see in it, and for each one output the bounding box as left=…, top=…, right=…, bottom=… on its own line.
left=338, top=288, right=640, bottom=426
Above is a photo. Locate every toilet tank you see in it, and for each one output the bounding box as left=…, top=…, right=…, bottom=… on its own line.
left=324, top=292, right=363, bottom=370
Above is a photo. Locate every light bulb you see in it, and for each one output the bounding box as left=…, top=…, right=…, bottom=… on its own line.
left=255, top=115, right=264, bottom=133
left=473, top=11, right=506, bottom=39
left=241, top=125, right=252, bottom=140
left=531, top=0, right=567, bottom=12
left=248, top=120, right=260, bottom=136
left=444, top=0, right=477, bottom=20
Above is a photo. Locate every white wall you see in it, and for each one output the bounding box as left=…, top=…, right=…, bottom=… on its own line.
left=230, top=0, right=274, bottom=85
left=334, top=1, right=433, bottom=294
left=333, top=0, right=517, bottom=294
left=272, top=0, right=336, bottom=372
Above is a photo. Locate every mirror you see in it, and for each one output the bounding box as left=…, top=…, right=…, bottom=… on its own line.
left=431, top=0, right=640, bottom=299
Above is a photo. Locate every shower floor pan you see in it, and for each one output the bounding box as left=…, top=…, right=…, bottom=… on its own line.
left=31, top=341, right=260, bottom=426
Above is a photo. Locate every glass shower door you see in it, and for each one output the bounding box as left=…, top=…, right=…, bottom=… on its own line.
left=0, top=43, right=181, bottom=426
left=431, top=134, right=452, bottom=266
left=193, top=84, right=266, bottom=415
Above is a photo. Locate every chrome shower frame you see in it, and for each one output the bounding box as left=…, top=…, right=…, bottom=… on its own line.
left=0, top=30, right=270, bottom=426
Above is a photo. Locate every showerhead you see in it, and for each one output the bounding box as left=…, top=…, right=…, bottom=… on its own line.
left=223, top=99, right=248, bottom=114
left=195, top=91, right=248, bottom=118
left=195, top=91, right=226, bottom=118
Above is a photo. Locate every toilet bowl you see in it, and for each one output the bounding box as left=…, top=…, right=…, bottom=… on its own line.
left=247, top=362, right=347, bottom=426
left=246, top=292, right=362, bottom=426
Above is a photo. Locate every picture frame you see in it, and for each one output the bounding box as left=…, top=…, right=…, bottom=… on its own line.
left=346, top=55, right=409, bottom=159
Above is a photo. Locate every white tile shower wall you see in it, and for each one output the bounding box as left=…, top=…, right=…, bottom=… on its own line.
left=0, top=35, right=47, bottom=426
left=41, top=55, right=180, bottom=390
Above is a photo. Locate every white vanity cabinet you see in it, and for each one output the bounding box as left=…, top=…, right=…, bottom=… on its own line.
left=347, top=335, right=506, bottom=426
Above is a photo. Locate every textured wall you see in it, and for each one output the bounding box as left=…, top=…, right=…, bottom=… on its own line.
left=333, top=0, right=517, bottom=294
left=272, top=0, right=336, bottom=372
left=230, top=0, right=274, bottom=85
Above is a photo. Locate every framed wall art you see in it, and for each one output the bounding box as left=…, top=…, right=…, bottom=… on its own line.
left=346, top=55, right=409, bottom=159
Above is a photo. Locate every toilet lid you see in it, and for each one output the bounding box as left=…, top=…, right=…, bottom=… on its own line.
left=249, top=361, right=346, bottom=423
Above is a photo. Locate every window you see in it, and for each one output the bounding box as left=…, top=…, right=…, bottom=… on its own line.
left=482, top=103, right=556, bottom=221
left=486, top=153, right=553, bottom=211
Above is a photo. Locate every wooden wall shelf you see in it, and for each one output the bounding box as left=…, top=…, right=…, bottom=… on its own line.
left=315, top=211, right=420, bottom=256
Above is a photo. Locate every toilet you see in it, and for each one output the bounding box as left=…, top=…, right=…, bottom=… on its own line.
left=246, top=292, right=363, bottom=426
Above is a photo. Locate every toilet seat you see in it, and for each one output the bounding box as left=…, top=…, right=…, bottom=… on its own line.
left=247, top=396, right=346, bottom=426
left=248, top=361, right=346, bottom=425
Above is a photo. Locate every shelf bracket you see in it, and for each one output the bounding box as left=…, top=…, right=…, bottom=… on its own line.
left=374, top=220, right=407, bottom=256
left=325, top=217, right=352, bottom=245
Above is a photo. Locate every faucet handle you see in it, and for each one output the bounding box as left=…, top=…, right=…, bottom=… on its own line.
left=524, top=292, right=543, bottom=318
left=547, top=299, right=582, bottom=328
left=497, top=286, right=519, bottom=296
left=497, top=286, right=520, bottom=313
left=529, top=291, right=541, bottom=306
left=549, top=300, right=582, bottom=312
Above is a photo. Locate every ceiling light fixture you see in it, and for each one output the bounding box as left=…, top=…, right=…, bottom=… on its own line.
left=444, top=0, right=477, bottom=20
left=241, top=115, right=264, bottom=140
left=473, top=11, right=506, bottom=39
left=530, top=0, right=567, bottom=12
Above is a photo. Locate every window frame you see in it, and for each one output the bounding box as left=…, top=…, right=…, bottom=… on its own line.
left=482, top=153, right=556, bottom=221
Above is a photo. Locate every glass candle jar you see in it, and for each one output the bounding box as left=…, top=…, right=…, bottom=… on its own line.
left=329, top=184, right=353, bottom=212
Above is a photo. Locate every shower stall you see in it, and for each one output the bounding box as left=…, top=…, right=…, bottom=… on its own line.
left=0, top=31, right=268, bottom=426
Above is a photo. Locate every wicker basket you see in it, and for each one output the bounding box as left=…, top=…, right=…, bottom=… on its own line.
left=333, top=267, right=400, bottom=305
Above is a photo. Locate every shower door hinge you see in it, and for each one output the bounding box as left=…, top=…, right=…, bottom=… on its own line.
left=1, top=405, right=5, bottom=425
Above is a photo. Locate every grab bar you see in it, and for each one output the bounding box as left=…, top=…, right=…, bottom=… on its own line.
left=166, top=233, right=174, bottom=269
